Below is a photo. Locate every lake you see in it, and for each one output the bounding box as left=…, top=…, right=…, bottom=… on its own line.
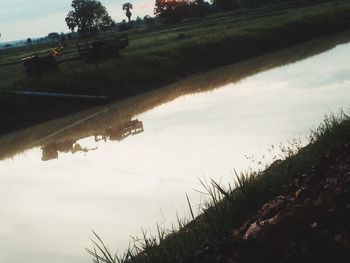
left=0, top=32, right=350, bottom=262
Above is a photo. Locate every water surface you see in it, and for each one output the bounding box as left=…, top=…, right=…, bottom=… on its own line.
left=1, top=33, right=350, bottom=262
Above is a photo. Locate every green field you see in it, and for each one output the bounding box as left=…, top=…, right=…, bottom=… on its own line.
left=1, top=0, right=350, bottom=95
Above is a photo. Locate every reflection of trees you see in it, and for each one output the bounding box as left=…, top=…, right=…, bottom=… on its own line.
left=41, top=119, right=144, bottom=161
left=95, top=119, right=144, bottom=142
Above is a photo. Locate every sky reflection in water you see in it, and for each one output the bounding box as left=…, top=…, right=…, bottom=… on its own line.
left=0, top=41, right=350, bottom=262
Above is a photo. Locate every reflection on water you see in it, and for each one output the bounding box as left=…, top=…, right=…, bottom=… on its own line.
left=0, top=31, right=349, bottom=162
left=41, top=141, right=97, bottom=161
left=102, top=119, right=144, bottom=142
left=41, top=119, right=144, bottom=161
left=0, top=32, right=350, bottom=263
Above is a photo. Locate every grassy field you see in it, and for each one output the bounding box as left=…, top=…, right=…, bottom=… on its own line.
left=1, top=0, right=350, bottom=96
left=86, top=110, right=350, bottom=262
left=0, top=0, right=350, bottom=134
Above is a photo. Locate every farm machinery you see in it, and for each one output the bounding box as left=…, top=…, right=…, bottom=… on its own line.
left=21, top=34, right=128, bottom=74
left=21, top=46, right=63, bottom=74
left=76, top=35, right=129, bottom=58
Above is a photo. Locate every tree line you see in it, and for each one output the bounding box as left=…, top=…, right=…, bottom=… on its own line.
left=64, top=0, right=296, bottom=37
left=154, top=0, right=297, bottom=23
left=0, top=0, right=297, bottom=45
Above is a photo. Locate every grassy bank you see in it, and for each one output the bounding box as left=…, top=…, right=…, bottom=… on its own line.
left=87, top=110, right=350, bottom=262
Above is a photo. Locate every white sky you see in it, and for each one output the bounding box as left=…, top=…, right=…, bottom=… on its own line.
left=0, top=0, right=154, bottom=42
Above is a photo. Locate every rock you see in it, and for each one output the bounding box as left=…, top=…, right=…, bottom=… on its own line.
left=328, top=204, right=337, bottom=213
left=289, top=197, right=296, bottom=204
left=259, top=196, right=287, bottom=220
left=310, top=222, right=318, bottom=228
left=295, top=187, right=308, bottom=200
left=243, top=222, right=262, bottom=240
left=231, top=229, right=240, bottom=240
left=334, top=231, right=350, bottom=249
left=294, top=178, right=302, bottom=187
left=317, top=190, right=337, bottom=208
left=232, top=218, right=254, bottom=239
left=323, top=183, right=331, bottom=190
left=345, top=176, right=350, bottom=187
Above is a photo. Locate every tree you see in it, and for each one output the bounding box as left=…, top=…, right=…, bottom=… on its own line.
left=212, top=0, right=238, bottom=12
left=65, top=0, right=115, bottom=37
left=143, top=15, right=156, bottom=27
left=193, top=0, right=211, bottom=17
left=26, top=38, right=32, bottom=45
left=118, top=19, right=132, bottom=31
left=154, top=0, right=191, bottom=23
left=60, top=33, right=67, bottom=42
left=122, top=3, right=133, bottom=23
left=48, top=32, right=60, bottom=42
left=136, top=16, right=143, bottom=24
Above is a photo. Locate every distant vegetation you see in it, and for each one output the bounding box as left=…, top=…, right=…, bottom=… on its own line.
left=0, top=0, right=332, bottom=45
left=65, top=0, right=116, bottom=37
left=122, top=2, right=134, bottom=23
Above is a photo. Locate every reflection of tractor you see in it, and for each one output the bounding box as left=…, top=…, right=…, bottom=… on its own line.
left=109, top=119, right=144, bottom=141
left=77, top=35, right=129, bottom=58
left=21, top=46, right=64, bottom=74
left=94, top=119, right=144, bottom=142
left=41, top=140, right=97, bottom=161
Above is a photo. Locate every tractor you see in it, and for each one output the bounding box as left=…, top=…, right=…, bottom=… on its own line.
left=21, top=46, right=63, bottom=74
left=76, top=35, right=129, bottom=59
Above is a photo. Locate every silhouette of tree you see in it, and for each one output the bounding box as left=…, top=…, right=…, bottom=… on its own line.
left=65, top=0, right=115, bottom=37
left=154, top=0, right=191, bottom=23
left=212, top=0, right=238, bottom=12
left=135, top=16, right=143, bottom=25
left=191, top=0, right=211, bottom=17
left=143, top=15, right=156, bottom=27
left=122, top=2, right=133, bottom=23
left=48, top=32, right=60, bottom=42
left=118, top=19, right=133, bottom=31
left=26, top=38, right=32, bottom=44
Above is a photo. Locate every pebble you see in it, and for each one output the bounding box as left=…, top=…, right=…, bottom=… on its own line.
left=310, top=222, right=318, bottom=228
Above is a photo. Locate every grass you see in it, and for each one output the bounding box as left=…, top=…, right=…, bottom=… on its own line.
left=1, top=0, right=350, bottom=96
left=86, top=109, right=350, bottom=262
